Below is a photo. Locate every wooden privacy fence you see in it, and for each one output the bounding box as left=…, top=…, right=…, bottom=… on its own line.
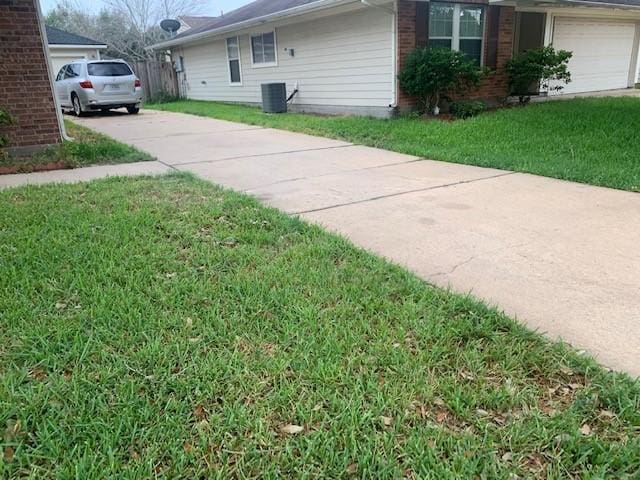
left=131, top=60, right=179, bottom=100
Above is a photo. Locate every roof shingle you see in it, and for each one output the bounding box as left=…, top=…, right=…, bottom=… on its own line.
left=45, top=25, right=105, bottom=46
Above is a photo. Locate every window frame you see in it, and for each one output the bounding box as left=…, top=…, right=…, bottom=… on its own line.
left=429, top=2, right=486, bottom=66
left=226, top=36, right=243, bottom=86
left=250, top=30, right=278, bottom=68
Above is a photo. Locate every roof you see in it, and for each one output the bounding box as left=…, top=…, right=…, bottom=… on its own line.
left=45, top=25, right=106, bottom=47
left=171, top=0, right=324, bottom=41
left=178, top=15, right=218, bottom=29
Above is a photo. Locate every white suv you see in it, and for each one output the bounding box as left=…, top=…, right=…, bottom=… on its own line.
left=54, top=59, right=143, bottom=116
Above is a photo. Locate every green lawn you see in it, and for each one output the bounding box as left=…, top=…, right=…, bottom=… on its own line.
left=0, top=120, right=151, bottom=173
left=147, top=97, right=640, bottom=192
left=1, top=174, right=638, bottom=479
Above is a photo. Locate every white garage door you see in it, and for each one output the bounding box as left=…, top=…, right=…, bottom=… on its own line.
left=551, top=17, right=637, bottom=94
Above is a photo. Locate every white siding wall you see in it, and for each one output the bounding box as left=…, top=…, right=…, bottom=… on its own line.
left=174, top=7, right=394, bottom=116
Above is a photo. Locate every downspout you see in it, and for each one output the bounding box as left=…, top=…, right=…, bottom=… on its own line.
left=361, top=0, right=398, bottom=110
left=35, top=0, right=71, bottom=141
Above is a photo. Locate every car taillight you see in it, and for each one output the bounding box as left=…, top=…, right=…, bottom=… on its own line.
left=79, top=80, right=93, bottom=89
left=134, top=79, right=141, bottom=88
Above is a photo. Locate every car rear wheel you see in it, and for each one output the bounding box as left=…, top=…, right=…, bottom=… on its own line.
left=127, top=105, right=140, bottom=115
left=72, top=95, right=85, bottom=117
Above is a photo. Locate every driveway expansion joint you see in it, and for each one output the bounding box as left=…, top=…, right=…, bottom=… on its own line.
left=293, top=171, right=518, bottom=215
left=243, top=157, right=424, bottom=192
left=171, top=144, right=356, bottom=167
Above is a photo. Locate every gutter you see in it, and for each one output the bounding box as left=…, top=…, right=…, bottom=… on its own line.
left=49, top=44, right=109, bottom=49
left=563, top=0, right=640, bottom=9
left=150, top=0, right=354, bottom=50
left=490, top=0, right=640, bottom=9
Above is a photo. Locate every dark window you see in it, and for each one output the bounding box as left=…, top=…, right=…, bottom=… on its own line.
left=56, top=66, right=67, bottom=81
left=428, top=3, right=485, bottom=65
left=88, top=62, right=133, bottom=76
left=251, top=32, right=276, bottom=65
left=69, top=64, right=82, bottom=77
left=226, top=37, right=242, bottom=83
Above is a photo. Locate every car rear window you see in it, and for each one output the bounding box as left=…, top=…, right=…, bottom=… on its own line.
left=88, top=62, right=133, bottom=77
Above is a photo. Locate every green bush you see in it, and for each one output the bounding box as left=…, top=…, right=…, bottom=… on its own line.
left=398, top=47, right=484, bottom=115
left=507, top=46, right=573, bottom=104
left=449, top=100, right=486, bottom=119
left=0, top=108, right=13, bottom=150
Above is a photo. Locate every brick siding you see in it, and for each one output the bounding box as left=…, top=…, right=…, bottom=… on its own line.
left=0, top=0, right=62, bottom=152
left=396, top=0, right=515, bottom=110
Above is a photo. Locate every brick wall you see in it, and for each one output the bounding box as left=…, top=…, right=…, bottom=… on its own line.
left=396, top=0, right=515, bottom=110
left=0, top=0, right=62, bottom=153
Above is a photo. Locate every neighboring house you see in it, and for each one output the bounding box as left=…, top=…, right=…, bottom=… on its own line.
left=152, top=0, right=640, bottom=117
left=177, top=16, right=218, bottom=34
left=0, top=0, right=62, bottom=154
left=46, top=26, right=107, bottom=77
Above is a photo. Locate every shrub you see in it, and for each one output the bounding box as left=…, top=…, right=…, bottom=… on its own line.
left=398, top=47, right=484, bottom=115
left=449, top=100, right=485, bottom=119
left=507, top=46, right=573, bottom=104
left=0, top=108, right=13, bottom=150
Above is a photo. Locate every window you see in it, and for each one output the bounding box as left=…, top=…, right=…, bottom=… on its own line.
left=87, top=62, right=133, bottom=77
left=429, top=3, right=485, bottom=65
left=68, top=64, right=82, bottom=78
left=250, top=31, right=277, bottom=66
left=226, top=37, right=242, bottom=84
left=56, top=66, right=68, bottom=81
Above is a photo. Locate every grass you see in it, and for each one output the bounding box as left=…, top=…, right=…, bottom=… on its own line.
left=147, top=97, right=640, bottom=192
left=1, top=173, right=638, bottom=479
left=0, top=120, right=151, bottom=173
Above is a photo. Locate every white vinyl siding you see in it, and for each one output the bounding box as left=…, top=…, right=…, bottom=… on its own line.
left=173, top=7, right=393, bottom=110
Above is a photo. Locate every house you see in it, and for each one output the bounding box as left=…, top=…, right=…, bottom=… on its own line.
left=0, top=0, right=62, bottom=154
left=152, top=0, right=640, bottom=117
left=177, top=16, right=218, bottom=34
left=46, top=26, right=107, bottom=77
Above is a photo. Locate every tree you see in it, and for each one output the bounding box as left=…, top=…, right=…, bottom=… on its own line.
left=398, top=48, right=484, bottom=115
left=46, top=0, right=208, bottom=61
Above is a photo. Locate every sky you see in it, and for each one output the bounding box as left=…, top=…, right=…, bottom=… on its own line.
left=40, top=0, right=253, bottom=17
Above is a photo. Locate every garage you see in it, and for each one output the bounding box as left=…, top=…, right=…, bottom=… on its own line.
left=45, top=26, right=106, bottom=78
left=551, top=17, right=638, bottom=94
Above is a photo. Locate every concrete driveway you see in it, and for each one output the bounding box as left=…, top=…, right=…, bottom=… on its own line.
left=74, top=110, right=640, bottom=376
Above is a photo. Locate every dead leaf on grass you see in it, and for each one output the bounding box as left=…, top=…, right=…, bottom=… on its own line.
left=346, top=463, right=358, bottom=475
left=193, top=405, right=207, bottom=421
left=3, top=446, right=14, bottom=461
left=183, top=442, right=194, bottom=453
left=599, top=409, right=616, bottom=419
left=280, top=424, right=304, bottom=435
left=380, top=416, right=392, bottom=427
left=28, top=367, right=46, bottom=381
left=501, top=452, right=513, bottom=462
left=580, top=423, right=592, bottom=436
left=185, top=317, right=193, bottom=327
